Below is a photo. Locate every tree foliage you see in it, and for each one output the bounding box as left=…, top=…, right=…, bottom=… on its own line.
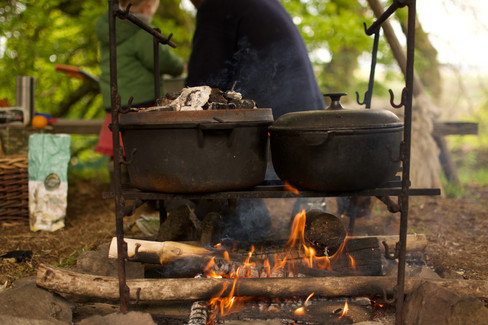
left=0, top=0, right=437, bottom=117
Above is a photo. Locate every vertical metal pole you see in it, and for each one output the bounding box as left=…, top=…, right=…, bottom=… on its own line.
left=108, top=0, right=130, bottom=313
left=153, top=28, right=161, bottom=100
left=395, top=0, right=416, bottom=323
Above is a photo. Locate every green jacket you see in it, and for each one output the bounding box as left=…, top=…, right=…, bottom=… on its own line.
left=96, top=11, right=184, bottom=109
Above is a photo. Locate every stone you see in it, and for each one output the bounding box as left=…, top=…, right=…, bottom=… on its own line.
left=448, top=295, right=488, bottom=325
left=0, top=314, right=69, bottom=324
left=0, top=276, right=73, bottom=324
left=403, top=281, right=460, bottom=325
left=75, top=243, right=144, bottom=278
left=403, top=281, right=488, bottom=325
left=76, top=311, right=156, bottom=325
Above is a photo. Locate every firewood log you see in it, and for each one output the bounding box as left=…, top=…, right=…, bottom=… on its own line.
left=36, top=264, right=488, bottom=301
left=108, top=237, right=212, bottom=265
left=349, top=234, right=428, bottom=252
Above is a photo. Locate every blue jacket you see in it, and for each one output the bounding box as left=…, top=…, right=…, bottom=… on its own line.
left=186, top=0, right=324, bottom=119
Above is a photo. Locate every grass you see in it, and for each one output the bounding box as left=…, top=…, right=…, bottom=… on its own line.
left=54, top=244, right=97, bottom=268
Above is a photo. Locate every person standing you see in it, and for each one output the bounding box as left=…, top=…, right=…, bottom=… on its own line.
left=95, top=0, right=185, bottom=157
left=186, top=0, right=324, bottom=120
left=185, top=0, right=325, bottom=243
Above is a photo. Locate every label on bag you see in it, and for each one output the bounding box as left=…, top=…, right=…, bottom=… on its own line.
left=28, top=134, right=71, bottom=232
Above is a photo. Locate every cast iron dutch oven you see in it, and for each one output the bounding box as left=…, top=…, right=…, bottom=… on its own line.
left=268, top=93, right=403, bottom=192
left=119, top=108, right=273, bottom=193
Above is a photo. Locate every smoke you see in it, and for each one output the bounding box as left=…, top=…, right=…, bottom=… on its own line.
left=192, top=35, right=324, bottom=118
left=221, top=199, right=272, bottom=243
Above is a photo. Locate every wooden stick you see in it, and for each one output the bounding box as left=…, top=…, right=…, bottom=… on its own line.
left=36, top=264, right=488, bottom=301
left=349, top=234, right=428, bottom=252
left=108, top=237, right=212, bottom=265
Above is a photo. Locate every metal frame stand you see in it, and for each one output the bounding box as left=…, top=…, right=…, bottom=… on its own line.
left=106, top=0, right=434, bottom=323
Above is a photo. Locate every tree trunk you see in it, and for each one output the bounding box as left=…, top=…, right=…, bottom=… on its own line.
left=399, top=14, right=442, bottom=99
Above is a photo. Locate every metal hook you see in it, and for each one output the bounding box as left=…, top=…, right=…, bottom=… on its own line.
left=356, top=28, right=379, bottom=108
left=382, top=287, right=396, bottom=305
left=383, top=240, right=400, bottom=260
left=118, top=96, right=133, bottom=114
left=116, top=3, right=132, bottom=19
left=120, top=148, right=136, bottom=166
left=355, top=90, right=370, bottom=106
left=388, top=88, right=407, bottom=109
left=130, top=288, right=141, bottom=305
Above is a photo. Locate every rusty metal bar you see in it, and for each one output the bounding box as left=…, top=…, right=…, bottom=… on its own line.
left=356, top=28, right=380, bottom=108
left=395, top=0, right=416, bottom=323
left=108, top=185, right=440, bottom=201
left=108, top=0, right=130, bottom=313
left=115, top=6, right=176, bottom=48
left=365, top=0, right=407, bottom=35
left=153, top=28, right=161, bottom=100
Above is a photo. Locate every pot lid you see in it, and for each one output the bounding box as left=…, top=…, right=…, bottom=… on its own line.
left=271, top=93, right=402, bottom=131
left=120, top=108, right=273, bottom=127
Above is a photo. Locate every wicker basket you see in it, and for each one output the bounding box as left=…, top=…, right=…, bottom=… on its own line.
left=0, top=155, right=28, bottom=222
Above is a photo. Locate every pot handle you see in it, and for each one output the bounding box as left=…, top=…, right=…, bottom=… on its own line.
left=298, top=131, right=334, bottom=146
left=197, top=123, right=236, bottom=148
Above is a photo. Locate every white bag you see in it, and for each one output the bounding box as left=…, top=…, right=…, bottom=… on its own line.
left=28, top=134, right=71, bottom=232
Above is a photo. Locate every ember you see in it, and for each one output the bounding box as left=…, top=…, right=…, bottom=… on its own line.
left=129, top=86, right=257, bottom=112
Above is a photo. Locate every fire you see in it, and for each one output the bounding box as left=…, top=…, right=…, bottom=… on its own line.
left=204, top=209, right=353, bottom=322
left=348, top=254, right=356, bottom=269
left=207, top=278, right=245, bottom=324
left=294, top=292, right=314, bottom=315
left=283, top=181, right=300, bottom=194
left=285, top=209, right=350, bottom=271
left=294, top=306, right=305, bottom=315
left=339, top=301, right=349, bottom=318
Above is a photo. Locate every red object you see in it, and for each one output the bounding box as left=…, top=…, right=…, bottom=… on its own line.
left=95, top=113, right=123, bottom=157
left=55, top=64, right=99, bottom=83
left=0, top=98, right=10, bottom=107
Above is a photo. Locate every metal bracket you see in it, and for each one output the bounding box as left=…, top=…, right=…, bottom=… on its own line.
left=383, top=240, right=400, bottom=260
left=376, top=196, right=400, bottom=213
left=122, top=198, right=145, bottom=217
left=119, top=147, right=136, bottom=166
left=115, top=4, right=177, bottom=48
left=364, top=0, right=407, bottom=36
left=389, top=88, right=407, bottom=109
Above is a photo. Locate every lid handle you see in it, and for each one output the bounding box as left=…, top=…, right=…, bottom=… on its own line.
left=324, top=93, right=347, bottom=110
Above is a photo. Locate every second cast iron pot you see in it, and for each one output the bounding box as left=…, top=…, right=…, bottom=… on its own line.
left=268, top=93, right=404, bottom=192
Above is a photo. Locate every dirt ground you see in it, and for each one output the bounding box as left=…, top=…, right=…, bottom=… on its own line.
left=1, top=163, right=488, bottom=302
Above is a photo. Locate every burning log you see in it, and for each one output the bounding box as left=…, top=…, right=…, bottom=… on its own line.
left=188, top=300, right=209, bottom=325
left=108, top=236, right=382, bottom=277
left=304, top=209, right=347, bottom=254
left=36, top=264, right=488, bottom=301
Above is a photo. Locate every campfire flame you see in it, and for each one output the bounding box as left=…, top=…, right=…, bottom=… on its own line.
left=204, top=209, right=355, bottom=322
left=339, top=301, right=349, bottom=319
left=283, top=181, right=300, bottom=195
left=294, top=292, right=314, bottom=315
